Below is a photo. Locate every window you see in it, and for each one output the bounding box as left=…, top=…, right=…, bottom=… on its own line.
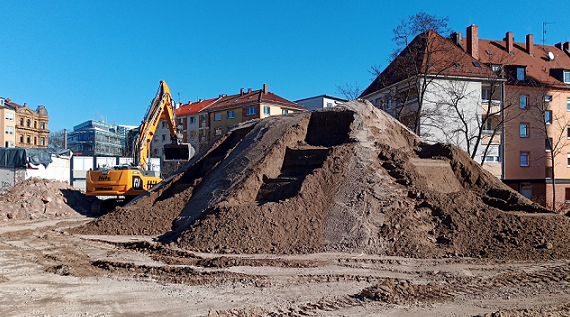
left=161, top=134, right=166, bottom=141
left=214, top=128, right=222, bottom=136
left=545, top=110, right=552, bottom=124
left=246, top=107, right=257, bottom=115
left=20, top=118, right=23, bottom=126
left=34, top=137, right=37, bottom=145
left=516, top=67, right=526, bottom=81
left=227, top=110, right=235, bottom=119
left=567, top=98, right=570, bottom=111
left=214, top=113, right=222, bottom=121
left=482, top=88, right=491, bottom=101
left=34, top=121, right=37, bottom=128
left=545, top=96, right=552, bottom=102
left=40, top=138, right=45, bottom=146
left=564, top=70, right=570, bottom=84
left=161, top=122, right=166, bottom=128
left=326, top=102, right=333, bottom=107
left=5, top=112, right=13, bottom=121
left=491, top=64, right=500, bottom=72
left=5, top=126, right=13, bottom=135
left=282, top=110, right=288, bottom=115
left=26, top=119, right=30, bottom=127
left=263, top=106, right=270, bottom=115
left=566, top=188, right=570, bottom=202
left=387, top=96, right=392, bottom=109
left=202, top=115, right=207, bottom=123
left=546, top=138, right=552, bottom=152
left=520, top=95, right=528, bottom=109
left=26, top=136, right=30, bottom=144
left=19, top=135, right=23, bottom=143
left=483, top=119, right=493, bottom=131
left=520, top=123, right=529, bottom=137
left=520, top=152, right=530, bottom=167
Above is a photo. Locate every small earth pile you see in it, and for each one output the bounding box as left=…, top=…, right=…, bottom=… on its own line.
left=0, top=177, right=95, bottom=222
left=76, top=100, right=570, bottom=260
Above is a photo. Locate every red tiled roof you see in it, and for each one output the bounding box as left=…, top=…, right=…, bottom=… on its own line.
left=206, top=88, right=306, bottom=112
left=176, top=97, right=220, bottom=116
left=160, top=97, right=219, bottom=119
left=474, top=37, right=570, bottom=88
left=361, top=30, right=495, bottom=97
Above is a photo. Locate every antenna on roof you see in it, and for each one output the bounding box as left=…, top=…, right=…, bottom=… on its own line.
left=543, top=22, right=554, bottom=46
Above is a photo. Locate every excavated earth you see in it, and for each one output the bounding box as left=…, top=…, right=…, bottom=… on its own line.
left=3, top=100, right=570, bottom=316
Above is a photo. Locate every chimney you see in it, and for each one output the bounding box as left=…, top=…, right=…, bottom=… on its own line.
left=240, top=88, right=244, bottom=95
left=263, top=84, right=268, bottom=94
left=526, top=34, right=534, bottom=56
left=505, top=32, right=514, bottom=54
left=248, top=88, right=252, bottom=93
left=451, top=32, right=465, bottom=51
left=466, top=25, right=479, bottom=59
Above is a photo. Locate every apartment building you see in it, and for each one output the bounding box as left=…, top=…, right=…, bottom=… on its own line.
left=0, top=97, right=49, bottom=148
left=0, top=99, right=16, bottom=148
left=152, top=84, right=306, bottom=156
left=361, top=24, right=570, bottom=212
left=207, top=84, right=306, bottom=140
left=150, top=97, right=219, bottom=157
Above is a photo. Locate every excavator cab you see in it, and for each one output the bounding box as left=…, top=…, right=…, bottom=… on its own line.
left=164, top=143, right=195, bottom=161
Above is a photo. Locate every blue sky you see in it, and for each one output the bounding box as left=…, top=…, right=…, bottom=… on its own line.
left=2, top=0, right=569, bottom=132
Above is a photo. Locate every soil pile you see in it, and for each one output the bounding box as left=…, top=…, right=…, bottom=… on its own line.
left=76, top=100, right=570, bottom=260
left=0, top=177, right=95, bottom=221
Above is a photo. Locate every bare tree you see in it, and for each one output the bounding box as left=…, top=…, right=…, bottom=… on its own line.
left=388, top=12, right=459, bottom=134
left=48, top=129, right=66, bottom=149
left=335, top=82, right=362, bottom=101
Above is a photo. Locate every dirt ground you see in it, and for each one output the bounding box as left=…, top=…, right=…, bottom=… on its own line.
left=3, top=101, right=570, bottom=316
left=2, top=216, right=570, bottom=316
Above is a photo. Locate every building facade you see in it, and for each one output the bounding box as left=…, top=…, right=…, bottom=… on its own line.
left=151, top=84, right=306, bottom=156
left=207, top=84, right=306, bottom=141
left=150, top=97, right=219, bottom=157
left=67, top=120, right=135, bottom=156
left=0, top=99, right=16, bottom=148
left=295, top=95, right=348, bottom=111
left=0, top=98, right=49, bottom=149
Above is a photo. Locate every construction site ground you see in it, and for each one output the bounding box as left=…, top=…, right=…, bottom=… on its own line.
left=1, top=216, right=570, bottom=316
left=3, top=102, right=570, bottom=316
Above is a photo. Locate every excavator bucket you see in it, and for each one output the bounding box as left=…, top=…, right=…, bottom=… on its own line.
left=164, top=143, right=195, bottom=161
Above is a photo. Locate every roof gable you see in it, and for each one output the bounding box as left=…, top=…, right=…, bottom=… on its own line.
left=362, top=30, right=495, bottom=97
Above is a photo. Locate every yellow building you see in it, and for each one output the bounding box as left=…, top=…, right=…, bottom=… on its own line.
left=207, top=84, right=306, bottom=139
left=2, top=98, right=49, bottom=148
left=0, top=99, right=16, bottom=148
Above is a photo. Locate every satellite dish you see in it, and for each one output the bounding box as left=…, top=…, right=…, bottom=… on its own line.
left=548, top=51, right=555, bottom=61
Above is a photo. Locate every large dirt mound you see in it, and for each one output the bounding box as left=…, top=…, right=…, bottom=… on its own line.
left=0, top=177, right=95, bottom=221
left=76, top=100, right=570, bottom=260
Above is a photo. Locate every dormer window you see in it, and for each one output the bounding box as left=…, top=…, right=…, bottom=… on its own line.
left=516, top=67, right=526, bottom=81
left=564, top=70, right=570, bottom=84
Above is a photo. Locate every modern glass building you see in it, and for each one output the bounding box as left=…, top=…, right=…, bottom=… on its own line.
left=67, top=120, right=135, bottom=156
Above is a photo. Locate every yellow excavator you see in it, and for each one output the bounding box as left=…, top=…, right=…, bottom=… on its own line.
left=85, top=81, right=193, bottom=214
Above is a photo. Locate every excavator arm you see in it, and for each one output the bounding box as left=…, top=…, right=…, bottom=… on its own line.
left=134, top=80, right=190, bottom=170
